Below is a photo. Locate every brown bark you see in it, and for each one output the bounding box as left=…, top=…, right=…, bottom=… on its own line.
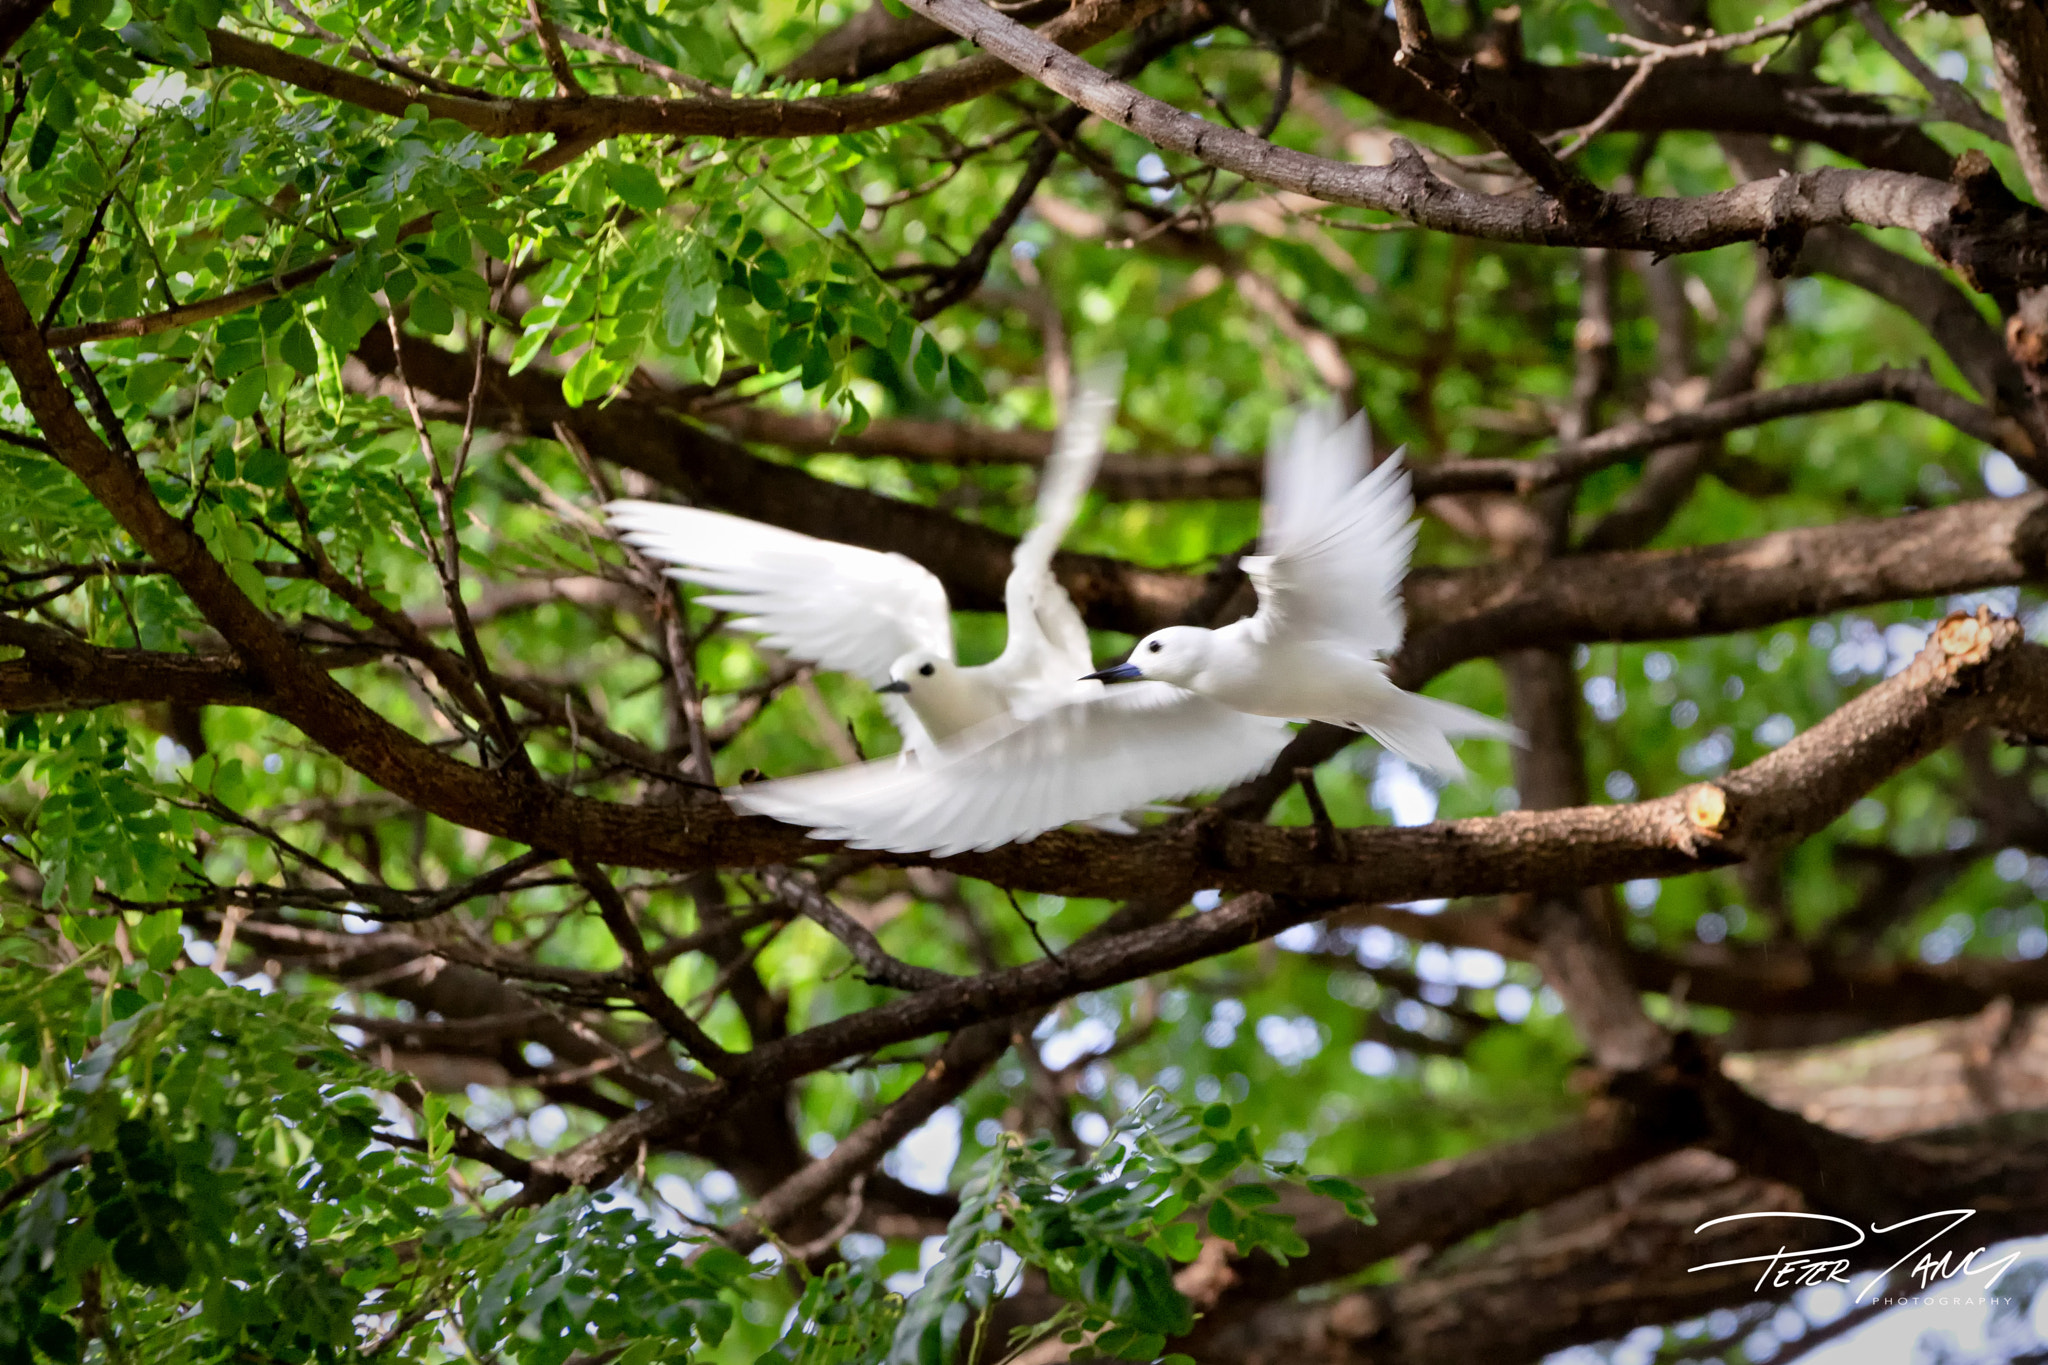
left=901, top=0, right=2048, bottom=273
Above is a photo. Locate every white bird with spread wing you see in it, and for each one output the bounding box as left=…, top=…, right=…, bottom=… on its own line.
left=605, top=358, right=1127, bottom=756
left=1083, top=403, right=1521, bottom=777
left=721, top=401, right=1517, bottom=857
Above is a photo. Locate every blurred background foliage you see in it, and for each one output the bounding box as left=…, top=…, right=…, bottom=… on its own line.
left=4, top=0, right=2048, bottom=1359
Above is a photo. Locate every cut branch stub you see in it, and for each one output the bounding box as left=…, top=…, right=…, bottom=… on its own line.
left=1684, top=783, right=1729, bottom=843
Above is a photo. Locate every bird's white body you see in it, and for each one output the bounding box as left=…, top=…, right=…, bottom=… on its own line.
left=1095, top=404, right=1519, bottom=778
left=605, top=359, right=1124, bottom=756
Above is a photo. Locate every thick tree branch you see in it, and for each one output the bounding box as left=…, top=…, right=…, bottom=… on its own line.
left=0, top=0, right=52, bottom=59
left=780, top=0, right=1069, bottom=82
left=1395, top=491, right=2048, bottom=683
left=1424, top=365, right=2026, bottom=496
left=1223, top=0, right=1956, bottom=179
left=901, top=0, right=2041, bottom=274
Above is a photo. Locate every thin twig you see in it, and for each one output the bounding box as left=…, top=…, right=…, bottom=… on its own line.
left=556, top=26, right=724, bottom=95
left=573, top=861, right=742, bottom=1076
left=1253, top=54, right=1293, bottom=142
left=763, top=867, right=960, bottom=990
left=1004, top=887, right=1064, bottom=964
left=1295, top=766, right=1337, bottom=859
left=1388, top=0, right=1605, bottom=219
left=1851, top=0, right=2010, bottom=143
left=39, top=155, right=127, bottom=334
left=381, top=309, right=532, bottom=775
left=525, top=0, right=585, bottom=96
left=1611, top=0, right=1859, bottom=63
left=0, top=1149, right=86, bottom=1215
left=1552, top=59, right=1657, bottom=161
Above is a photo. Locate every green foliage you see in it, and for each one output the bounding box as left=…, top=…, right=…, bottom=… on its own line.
left=1, top=715, right=189, bottom=909
left=3, top=0, right=2041, bottom=1359
left=0, top=951, right=1365, bottom=1362
left=0, top=954, right=751, bottom=1362
left=891, top=1093, right=1339, bottom=1365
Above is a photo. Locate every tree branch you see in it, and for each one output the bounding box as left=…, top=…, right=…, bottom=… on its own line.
left=199, top=1, right=1161, bottom=143
left=575, top=861, right=742, bottom=1077
left=759, top=867, right=962, bottom=991
left=1421, top=366, right=2027, bottom=497
left=1225, top=0, right=1957, bottom=179
left=900, top=0, right=2037, bottom=274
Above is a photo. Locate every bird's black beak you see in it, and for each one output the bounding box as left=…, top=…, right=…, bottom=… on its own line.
left=1082, top=662, right=1144, bottom=684
left=876, top=680, right=911, bottom=694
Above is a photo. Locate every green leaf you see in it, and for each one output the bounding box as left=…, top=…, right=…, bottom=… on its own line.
left=278, top=320, right=319, bottom=375
left=27, top=119, right=58, bottom=169
left=768, top=327, right=808, bottom=373
left=800, top=339, right=833, bottom=390
left=912, top=334, right=943, bottom=391
left=1094, top=1326, right=1165, bottom=1360
left=410, top=288, right=454, bottom=336
left=242, top=443, right=287, bottom=489
left=611, top=163, right=667, bottom=213
left=946, top=352, right=988, bottom=404
left=132, top=912, right=182, bottom=971
left=220, top=369, right=267, bottom=420
left=423, top=1093, right=453, bottom=1161
left=1221, top=1183, right=1279, bottom=1209
left=44, top=79, right=77, bottom=131
left=1104, top=1245, right=1191, bottom=1336
left=748, top=269, right=787, bottom=310
left=1151, top=1221, right=1201, bottom=1263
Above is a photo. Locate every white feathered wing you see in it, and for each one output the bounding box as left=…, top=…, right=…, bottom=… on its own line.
left=1243, top=404, right=1520, bottom=771
left=728, top=683, right=1292, bottom=856
left=604, top=501, right=954, bottom=747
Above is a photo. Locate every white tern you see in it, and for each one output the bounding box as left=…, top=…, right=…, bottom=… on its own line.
left=605, top=357, right=1126, bottom=756
left=1083, top=403, right=1521, bottom=778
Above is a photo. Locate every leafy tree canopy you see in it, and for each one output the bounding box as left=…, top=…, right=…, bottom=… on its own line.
left=8, top=0, right=2048, bottom=1360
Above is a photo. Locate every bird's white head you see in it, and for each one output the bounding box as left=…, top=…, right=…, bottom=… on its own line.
left=879, top=650, right=1000, bottom=741
left=1083, top=626, right=1213, bottom=689
left=879, top=650, right=954, bottom=696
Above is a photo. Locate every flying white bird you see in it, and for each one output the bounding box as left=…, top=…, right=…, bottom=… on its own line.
left=605, top=358, right=1126, bottom=756
left=1083, top=403, right=1520, bottom=778
left=725, top=401, right=1518, bottom=856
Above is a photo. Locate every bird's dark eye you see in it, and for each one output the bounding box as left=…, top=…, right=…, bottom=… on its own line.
left=919, top=662, right=936, bottom=676
left=1147, top=640, right=1163, bottom=653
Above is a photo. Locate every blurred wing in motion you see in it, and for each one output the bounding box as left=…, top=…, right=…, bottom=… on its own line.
left=605, top=500, right=954, bottom=686
left=1242, top=406, right=1414, bottom=656
left=1258, top=399, right=1367, bottom=554
left=727, top=683, right=1293, bottom=856
left=999, top=354, right=1125, bottom=689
